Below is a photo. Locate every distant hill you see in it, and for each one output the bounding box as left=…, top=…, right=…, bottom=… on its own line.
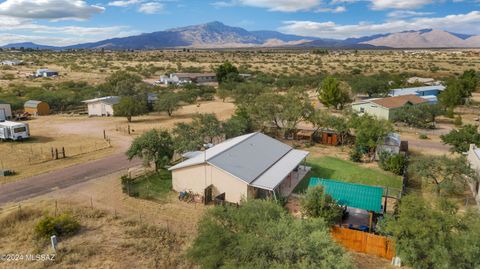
left=361, top=29, right=480, bottom=48
left=2, top=23, right=479, bottom=50
left=1, top=42, right=60, bottom=50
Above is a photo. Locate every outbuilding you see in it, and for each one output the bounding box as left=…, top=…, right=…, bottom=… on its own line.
left=35, top=69, right=58, bottom=78
left=82, top=96, right=120, bottom=117
left=0, top=102, right=12, bottom=121
left=169, top=132, right=311, bottom=204
left=24, top=100, right=50, bottom=116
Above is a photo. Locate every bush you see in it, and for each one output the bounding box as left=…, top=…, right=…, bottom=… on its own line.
left=419, top=133, right=429, bottom=140
left=34, top=213, right=80, bottom=239
left=349, top=147, right=363, bottom=162
left=300, top=186, right=343, bottom=225
left=454, top=115, right=463, bottom=126
left=379, top=151, right=407, bottom=175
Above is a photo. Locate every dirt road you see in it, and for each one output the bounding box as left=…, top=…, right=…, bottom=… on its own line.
left=0, top=152, right=141, bottom=204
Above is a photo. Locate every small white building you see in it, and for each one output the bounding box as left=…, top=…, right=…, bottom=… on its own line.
left=82, top=96, right=120, bottom=117
left=466, top=144, right=480, bottom=205
left=0, top=103, right=12, bottom=121
left=35, top=69, right=58, bottom=78
left=1, top=60, right=23, bottom=66
left=158, top=73, right=217, bottom=85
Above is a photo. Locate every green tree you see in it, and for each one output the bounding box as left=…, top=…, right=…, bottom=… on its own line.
left=215, top=61, right=239, bottom=83
left=409, top=155, right=477, bottom=195
left=172, top=114, right=223, bottom=152
left=439, top=78, right=467, bottom=108
left=114, top=96, right=148, bottom=122
left=98, top=71, right=144, bottom=96
left=349, top=114, right=393, bottom=157
left=384, top=195, right=480, bottom=269
left=441, top=124, right=480, bottom=153
left=188, top=199, right=353, bottom=269
left=126, top=129, right=174, bottom=171
left=300, top=186, right=343, bottom=225
left=395, top=104, right=444, bottom=129
left=155, top=92, right=182, bottom=116
left=348, top=75, right=390, bottom=97
left=318, top=76, right=350, bottom=109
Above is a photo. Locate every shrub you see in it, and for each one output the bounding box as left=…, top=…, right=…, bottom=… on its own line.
left=300, top=186, right=343, bottom=225
left=454, top=115, right=463, bottom=126
left=34, top=213, right=80, bottom=239
left=419, top=133, right=429, bottom=139
left=349, top=147, right=363, bottom=162
left=379, top=151, right=407, bottom=175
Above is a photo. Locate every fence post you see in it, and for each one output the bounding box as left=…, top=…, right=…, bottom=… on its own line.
left=62, top=147, right=65, bottom=158
left=128, top=125, right=131, bottom=135
left=55, top=148, right=58, bottom=160
left=51, top=147, right=54, bottom=159
left=103, top=130, right=106, bottom=140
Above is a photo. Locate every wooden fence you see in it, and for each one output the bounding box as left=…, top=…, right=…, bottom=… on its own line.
left=331, top=226, right=395, bottom=260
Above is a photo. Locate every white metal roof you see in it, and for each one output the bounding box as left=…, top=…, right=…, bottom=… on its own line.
left=250, top=149, right=309, bottom=190
left=389, top=85, right=445, bottom=96
left=0, top=120, right=27, bottom=127
left=82, top=96, right=120, bottom=105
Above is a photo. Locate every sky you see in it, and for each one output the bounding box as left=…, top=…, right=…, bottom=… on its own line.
left=0, top=0, right=479, bottom=46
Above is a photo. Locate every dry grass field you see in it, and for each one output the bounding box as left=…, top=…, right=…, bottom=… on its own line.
left=0, top=99, right=235, bottom=183
left=1, top=49, right=479, bottom=89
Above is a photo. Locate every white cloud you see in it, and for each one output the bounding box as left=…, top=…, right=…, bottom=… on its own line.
left=370, top=0, right=433, bottom=10
left=388, top=10, right=434, bottom=18
left=212, top=0, right=323, bottom=12
left=316, top=6, right=346, bottom=13
left=138, top=2, right=164, bottom=13
left=0, top=0, right=104, bottom=20
left=108, top=0, right=141, bottom=7
left=279, top=11, right=480, bottom=39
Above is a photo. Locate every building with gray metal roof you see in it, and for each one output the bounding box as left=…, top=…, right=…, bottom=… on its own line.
left=169, top=132, right=310, bottom=203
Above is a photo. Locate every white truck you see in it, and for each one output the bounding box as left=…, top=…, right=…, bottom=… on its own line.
left=0, top=121, right=30, bottom=141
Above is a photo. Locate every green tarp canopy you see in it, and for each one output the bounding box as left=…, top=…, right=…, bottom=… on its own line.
left=309, top=178, right=384, bottom=213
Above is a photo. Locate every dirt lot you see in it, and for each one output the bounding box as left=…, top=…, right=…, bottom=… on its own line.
left=0, top=99, right=235, bottom=183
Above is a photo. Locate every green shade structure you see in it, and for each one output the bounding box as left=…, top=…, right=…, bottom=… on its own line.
left=309, top=178, right=384, bottom=213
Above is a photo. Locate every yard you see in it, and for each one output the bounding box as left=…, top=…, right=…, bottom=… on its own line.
left=294, top=156, right=403, bottom=195
left=125, top=170, right=172, bottom=201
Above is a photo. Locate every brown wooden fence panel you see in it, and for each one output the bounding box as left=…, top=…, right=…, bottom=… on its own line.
left=331, top=227, right=395, bottom=260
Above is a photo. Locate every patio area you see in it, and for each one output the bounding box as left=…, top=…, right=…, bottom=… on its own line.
left=278, top=165, right=311, bottom=197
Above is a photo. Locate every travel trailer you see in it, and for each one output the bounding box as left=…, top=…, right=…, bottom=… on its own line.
left=0, top=121, right=30, bottom=141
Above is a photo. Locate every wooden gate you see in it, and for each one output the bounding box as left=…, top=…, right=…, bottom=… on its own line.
left=331, top=227, right=396, bottom=260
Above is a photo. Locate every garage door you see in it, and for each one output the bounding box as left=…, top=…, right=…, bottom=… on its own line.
left=0, top=109, right=5, bottom=121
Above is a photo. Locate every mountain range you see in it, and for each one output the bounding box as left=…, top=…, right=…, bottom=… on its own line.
left=2, top=22, right=479, bottom=50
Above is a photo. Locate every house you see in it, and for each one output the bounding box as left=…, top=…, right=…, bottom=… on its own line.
left=466, top=144, right=480, bottom=205
left=35, top=69, right=58, bottom=78
left=1, top=60, right=23, bottom=66
left=389, top=85, right=445, bottom=103
left=169, top=132, right=311, bottom=204
left=82, top=96, right=120, bottom=117
left=0, top=102, right=12, bottom=121
left=24, top=100, right=50, bottom=116
left=352, top=95, right=429, bottom=121
left=158, top=73, right=217, bottom=85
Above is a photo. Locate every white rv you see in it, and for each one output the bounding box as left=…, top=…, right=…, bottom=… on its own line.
left=0, top=121, right=30, bottom=141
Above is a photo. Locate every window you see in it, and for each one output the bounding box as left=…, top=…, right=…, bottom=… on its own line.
left=14, top=127, right=26, bottom=133
left=360, top=107, right=365, bottom=113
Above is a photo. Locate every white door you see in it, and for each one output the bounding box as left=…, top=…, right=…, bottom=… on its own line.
left=101, top=104, right=106, bottom=116
left=0, top=109, right=5, bottom=121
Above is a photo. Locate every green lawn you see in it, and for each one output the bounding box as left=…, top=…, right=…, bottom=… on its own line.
left=129, top=169, right=172, bottom=200
left=294, top=156, right=402, bottom=195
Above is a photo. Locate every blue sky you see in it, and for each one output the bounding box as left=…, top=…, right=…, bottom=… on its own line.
left=0, top=0, right=479, bottom=45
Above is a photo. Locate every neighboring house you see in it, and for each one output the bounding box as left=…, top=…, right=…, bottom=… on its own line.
left=389, top=85, right=445, bottom=103
left=158, top=73, right=217, bottom=85
left=352, top=95, right=429, bottom=121
left=82, top=96, right=120, bottom=117
left=466, top=144, right=480, bottom=205
left=1, top=60, right=23, bottom=66
left=0, top=102, right=12, bottom=121
left=35, top=69, right=58, bottom=78
left=169, top=132, right=311, bottom=204
left=24, top=100, right=50, bottom=116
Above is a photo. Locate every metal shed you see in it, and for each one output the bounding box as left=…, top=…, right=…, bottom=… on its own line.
left=24, top=100, right=50, bottom=116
